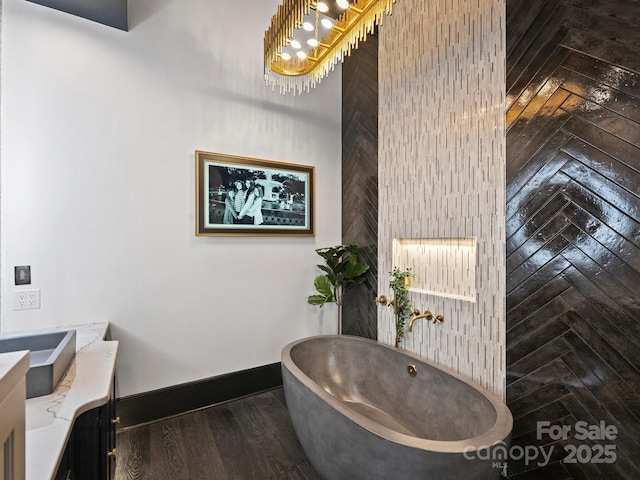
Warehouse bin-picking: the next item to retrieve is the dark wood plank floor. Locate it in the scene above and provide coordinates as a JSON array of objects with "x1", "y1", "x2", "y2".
[{"x1": 115, "y1": 388, "x2": 321, "y2": 480}]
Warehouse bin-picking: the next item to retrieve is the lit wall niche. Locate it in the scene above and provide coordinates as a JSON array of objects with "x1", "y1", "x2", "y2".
[{"x1": 392, "y1": 237, "x2": 477, "y2": 302}]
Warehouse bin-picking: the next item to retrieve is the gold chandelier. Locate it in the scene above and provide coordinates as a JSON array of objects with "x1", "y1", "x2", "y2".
[{"x1": 264, "y1": 0, "x2": 396, "y2": 94}]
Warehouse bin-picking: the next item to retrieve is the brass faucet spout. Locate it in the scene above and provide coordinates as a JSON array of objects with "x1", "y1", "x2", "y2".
[
  {"x1": 408, "y1": 311, "x2": 433, "y2": 332},
  {"x1": 408, "y1": 311, "x2": 444, "y2": 331}
]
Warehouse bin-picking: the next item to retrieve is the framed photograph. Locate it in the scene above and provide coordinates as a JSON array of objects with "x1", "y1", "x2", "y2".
[{"x1": 196, "y1": 151, "x2": 315, "y2": 236}]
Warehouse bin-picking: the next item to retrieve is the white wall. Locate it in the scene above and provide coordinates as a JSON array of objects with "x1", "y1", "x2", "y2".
[
  {"x1": 378, "y1": 0, "x2": 506, "y2": 398},
  {"x1": 0, "y1": 0, "x2": 342, "y2": 397}
]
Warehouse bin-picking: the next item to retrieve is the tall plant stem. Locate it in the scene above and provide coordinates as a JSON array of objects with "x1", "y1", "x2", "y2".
[{"x1": 337, "y1": 286, "x2": 343, "y2": 334}]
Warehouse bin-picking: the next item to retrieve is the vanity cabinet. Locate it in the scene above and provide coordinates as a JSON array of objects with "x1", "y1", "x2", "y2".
[
  {"x1": 0, "y1": 352, "x2": 29, "y2": 480},
  {"x1": 55, "y1": 378, "x2": 116, "y2": 480}
]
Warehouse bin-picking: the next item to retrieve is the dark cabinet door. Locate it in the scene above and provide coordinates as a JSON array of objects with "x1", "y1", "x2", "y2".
[
  {"x1": 105, "y1": 378, "x2": 117, "y2": 479},
  {"x1": 73, "y1": 406, "x2": 104, "y2": 480},
  {"x1": 55, "y1": 377, "x2": 117, "y2": 480}
]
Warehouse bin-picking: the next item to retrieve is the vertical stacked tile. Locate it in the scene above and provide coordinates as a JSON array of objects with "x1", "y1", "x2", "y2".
[{"x1": 378, "y1": 0, "x2": 506, "y2": 398}]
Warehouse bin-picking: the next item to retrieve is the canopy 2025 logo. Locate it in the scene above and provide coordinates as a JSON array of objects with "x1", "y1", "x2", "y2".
[{"x1": 463, "y1": 420, "x2": 618, "y2": 470}]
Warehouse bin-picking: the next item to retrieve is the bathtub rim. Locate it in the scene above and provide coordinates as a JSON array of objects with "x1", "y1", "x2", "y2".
[{"x1": 281, "y1": 334, "x2": 513, "y2": 454}]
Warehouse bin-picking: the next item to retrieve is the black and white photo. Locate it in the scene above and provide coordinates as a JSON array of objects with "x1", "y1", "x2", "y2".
[{"x1": 196, "y1": 151, "x2": 315, "y2": 236}]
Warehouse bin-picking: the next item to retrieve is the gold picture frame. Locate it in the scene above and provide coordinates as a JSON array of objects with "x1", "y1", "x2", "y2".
[{"x1": 195, "y1": 151, "x2": 315, "y2": 236}]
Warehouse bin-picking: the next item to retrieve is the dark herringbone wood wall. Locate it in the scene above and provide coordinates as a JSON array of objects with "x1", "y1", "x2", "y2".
[
  {"x1": 506, "y1": 1, "x2": 640, "y2": 479},
  {"x1": 341, "y1": 33, "x2": 378, "y2": 340}
]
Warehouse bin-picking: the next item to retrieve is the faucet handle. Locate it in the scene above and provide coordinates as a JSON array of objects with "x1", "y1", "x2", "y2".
[{"x1": 375, "y1": 295, "x2": 389, "y2": 306}]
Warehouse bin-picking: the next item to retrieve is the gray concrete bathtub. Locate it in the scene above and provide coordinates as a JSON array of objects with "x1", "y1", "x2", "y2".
[{"x1": 282, "y1": 335, "x2": 512, "y2": 480}]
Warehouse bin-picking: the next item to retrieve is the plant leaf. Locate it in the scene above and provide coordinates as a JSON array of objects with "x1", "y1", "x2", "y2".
[
  {"x1": 308, "y1": 295, "x2": 329, "y2": 306},
  {"x1": 310, "y1": 244, "x2": 369, "y2": 309},
  {"x1": 346, "y1": 262, "x2": 369, "y2": 278},
  {"x1": 317, "y1": 264, "x2": 333, "y2": 276},
  {"x1": 314, "y1": 275, "x2": 334, "y2": 300}
]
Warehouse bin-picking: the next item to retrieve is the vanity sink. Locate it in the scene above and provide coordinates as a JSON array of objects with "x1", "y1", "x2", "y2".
[{"x1": 0, "y1": 330, "x2": 76, "y2": 398}]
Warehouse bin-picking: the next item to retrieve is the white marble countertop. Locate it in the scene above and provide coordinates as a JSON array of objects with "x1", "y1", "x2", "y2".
[{"x1": 14, "y1": 322, "x2": 118, "y2": 480}]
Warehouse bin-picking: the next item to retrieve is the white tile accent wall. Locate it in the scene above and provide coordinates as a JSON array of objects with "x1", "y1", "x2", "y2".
[{"x1": 378, "y1": 0, "x2": 506, "y2": 398}]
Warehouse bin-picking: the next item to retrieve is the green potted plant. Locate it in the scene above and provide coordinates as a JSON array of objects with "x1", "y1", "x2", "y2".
[
  {"x1": 308, "y1": 244, "x2": 370, "y2": 334},
  {"x1": 389, "y1": 267, "x2": 412, "y2": 347}
]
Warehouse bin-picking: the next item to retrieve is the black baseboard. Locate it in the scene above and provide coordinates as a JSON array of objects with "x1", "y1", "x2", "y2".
[{"x1": 116, "y1": 362, "x2": 283, "y2": 429}]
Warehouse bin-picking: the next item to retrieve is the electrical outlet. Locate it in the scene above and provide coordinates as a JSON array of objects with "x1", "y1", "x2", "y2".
[
  {"x1": 26, "y1": 290, "x2": 41, "y2": 309},
  {"x1": 13, "y1": 289, "x2": 41, "y2": 310},
  {"x1": 14, "y1": 291, "x2": 27, "y2": 310}
]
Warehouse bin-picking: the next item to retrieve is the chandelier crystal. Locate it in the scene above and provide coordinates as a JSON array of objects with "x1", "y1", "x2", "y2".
[{"x1": 264, "y1": 0, "x2": 396, "y2": 94}]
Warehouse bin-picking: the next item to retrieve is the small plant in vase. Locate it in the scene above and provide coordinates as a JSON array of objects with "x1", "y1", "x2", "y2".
[
  {"x1": 390, "y1": 267, "x2": 412, "y2": 347},
  {"x1": 308, "y1": 244, "x2": 370, "y2": 334}
]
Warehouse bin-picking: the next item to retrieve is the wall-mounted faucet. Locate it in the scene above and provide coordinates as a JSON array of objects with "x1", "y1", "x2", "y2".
[{"x1": 408, "y1": 310, "x2": 444, "y2": 332}]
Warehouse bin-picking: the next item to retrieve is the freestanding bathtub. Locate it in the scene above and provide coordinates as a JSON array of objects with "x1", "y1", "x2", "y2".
[{"x1": 282, "y1": 335, "x2": 512, "y2": 480}]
